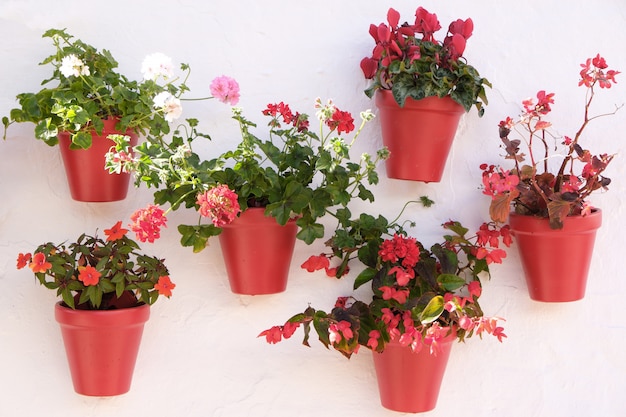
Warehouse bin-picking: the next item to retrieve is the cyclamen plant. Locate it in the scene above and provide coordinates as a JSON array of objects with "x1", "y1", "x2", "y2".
[
  {"x1": 481, "y1": 54, "x2": 620, "y2": 229},
  {"x1": 2, "y1": 28, "x2": 208, "y2": 149},
  {"x1": 260, "y1": 208, "x2": 509, "y2": 357},
  {"x1": 360, "y1": 7, "x2": 490, "y2": 113},
  {"x1": 107, "y1": 96, "x2": 387, "y2": 252},
  {"x1": 17, "y1": 213, "x2": 175, "y2": 310}
]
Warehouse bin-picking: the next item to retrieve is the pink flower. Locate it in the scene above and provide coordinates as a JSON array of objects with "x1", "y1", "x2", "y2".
[
  {"x1": 388, "y1": 266, "x2": 414, "y2": 286},
  {"x1": 130, "y1": 204, "x2": 167, "y2": 243},
  {"x1": 210, "y1": 75, "x2": 240, "y2": 105},
  {"x1": 301, "y1": 254, "x2": 330, "y2": 272},
  {"x1": 379, "y1": 286, "x2": 409, "y2": 304},
  {"x1": 328, "y1": 320, "x2": 353, "y2": 344},
  {"x1": 282, "y1": 322, "x2": 300, "y2": 339},
  {"x1": 258, "y1": 326, "x2": 283, "y2": 344},
  {"x1": 196, "y1": 185, "x2": 241, "y2": 227},
  {"x1": 367, "y1": 330, "x2": 381, "y2": 349}
]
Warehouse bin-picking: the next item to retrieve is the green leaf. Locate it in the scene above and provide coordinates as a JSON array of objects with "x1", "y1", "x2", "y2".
[
  {"x1": 71, "y1": 131, "x2": 93, "y2": 150},
  {"x1": 418, "y1": 295, "x2": 444, "y2": 324},
  {"x1": 437, "y1": 274, "x2": 467, "y2": 291},
  {"x1": 354, "y1": 268, "x2": 377, "y2": 290}
]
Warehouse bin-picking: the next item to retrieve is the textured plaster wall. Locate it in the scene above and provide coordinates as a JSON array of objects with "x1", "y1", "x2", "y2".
[{"x1": 1, "y1": 0, "x2": 625, "y2": 416}]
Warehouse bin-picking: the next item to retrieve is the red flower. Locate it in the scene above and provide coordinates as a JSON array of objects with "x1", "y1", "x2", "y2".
[
  {"x1": 281, "y1": 322, "x2": 300, "y2": 339},
  {"x1": 78, "y1": 265, "x2": 101, "y2": 286},
  {"x1": 326, "y1": 109, "x2": 355, "y2": 134},
  {"x1": 414, "y1": 7, "x2": 441, "y2": 41},
  {"x1": 154, "y1": 275, "x2": 176, "y2": 297},
  {"x1": 258, "y1": 326, "x2": 283, "y2": 344},
  {"x1": 17, "y1": 253, "x2": 32, "y2": 269},
  {"x1": 300, "y1": 254, "x2": 330, "y2": 272},
  {"x1": 130, "y1": 204, "x2": 167, "y2": 243},
  {"x1": 29, "y1": 252, "x2": 51, "y2": 273},
  {"x1": 104, "y1": 220, "x2": 128, "y2": 242}
]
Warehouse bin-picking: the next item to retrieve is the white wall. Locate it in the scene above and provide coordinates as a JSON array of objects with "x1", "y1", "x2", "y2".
[{"x1": 1, "y1": 0, "x2": 625, "y2": 416}]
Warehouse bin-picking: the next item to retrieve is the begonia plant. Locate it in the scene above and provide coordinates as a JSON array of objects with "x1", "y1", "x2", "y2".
[
  {"x1": 107, "y1": 95, "x2": 388, "y2": 252},
  {"x1": 260, "y1": 206, "x2": 509, "y2": 357},
  {"x1": 17, "y1": 212, "x2": 175, "y2": 310},
  {"x1": 481, "y1": 54, "x2": 620, "y2": 229},
  {"x1": 2, "y1": 28, "x2": 195, "y2": 149},
  {"x1": 360, "y1": 6, "x2": 490, "y2": 114}
]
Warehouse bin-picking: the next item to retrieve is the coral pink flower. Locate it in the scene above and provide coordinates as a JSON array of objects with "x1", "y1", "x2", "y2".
[
  {"x1": 17, "y1": 253, "x2": 32, "y2": 269},
  {"x1": 104, "y1": 220, "x2": 128, "y2": 242},
  {"x1": 29, "y1": 252, "x2": 51, "y2": 273},
  {"x1": 258, "y1": 326, "x2": 283, "y2": 344},
  {"x1": 130, "y1": 204, "x2": 167, "y2": 243},
  {"x1": 301, "y1": 254, "x2": 330, "y2": 272},
  {"x1": 281, "y1": 322, "x2": 300, "y2": 339},
  {"x1": 328, "y1": 320, "x2": 353, "y2": 344},
  {"x1": 78, "y1": 265, "x2": 101, "y2": 286},
  {"x1": 154, "y1": 276, "x2": 176, "y2": 297},
  {"x1": 367, "y1": 330, "x2": 381, "y2": 349},
  {"x1": 196, "y1": 184, "x2": 241, "y2": 227},
  {"x1": 379, "y1": 286, "x2": 409, "y2": 304}
]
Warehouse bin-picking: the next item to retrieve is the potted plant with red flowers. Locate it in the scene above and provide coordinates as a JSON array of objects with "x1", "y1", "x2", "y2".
[
  {"x1": 360, "y1": 7, "x2": 491, "y2": 182},
  {"x1": 16, "y1": 213, "x2": 175, "y2": 396},
  {"x1": 480, "y1": 54, "x2": 620, "y2": 302},
  {"x1": 260, "y1": 209, "x2": 509, "y2": 413},
  {"x1": 2, "y1": 28, "x2": 194, "y2": 201},
  {"x1": 107, "y1": 96, "x2": 388, "y2": 295}
]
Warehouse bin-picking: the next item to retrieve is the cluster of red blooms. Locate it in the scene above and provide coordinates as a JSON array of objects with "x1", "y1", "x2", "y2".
[
  {"x1": 360, "y1": 7, "x2": 474, "y2": 79},
  {"x1": 130, "y1": 204, "x2": 168, "y2": 243},
  {"x1": 262, "y1": 102, "x2": 309, "y2": 132}
]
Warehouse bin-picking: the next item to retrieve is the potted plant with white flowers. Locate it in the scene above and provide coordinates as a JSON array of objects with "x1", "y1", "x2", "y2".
[{"x1": 2, "y1": 28, "x2": 194, "y2": 201}]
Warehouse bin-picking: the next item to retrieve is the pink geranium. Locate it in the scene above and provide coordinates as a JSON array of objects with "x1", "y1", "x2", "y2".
[
  {"x1": 196, "y1": 184, "x2": 241, "y2": 227},
  {"x1": 210, "y1": 75, "x2": 240, "y2": 105},
  {"x1": 130, "y1": 204, "x2": 167, "y2": 243}
]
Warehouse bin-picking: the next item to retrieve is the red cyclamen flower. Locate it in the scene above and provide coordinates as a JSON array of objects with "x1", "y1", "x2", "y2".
[
  {"x1": 130, "y1": 204, "x2": 167, "y2": 243},
  {"x1": 196, "y1": 184, "x2": 241, "y2": 227}
]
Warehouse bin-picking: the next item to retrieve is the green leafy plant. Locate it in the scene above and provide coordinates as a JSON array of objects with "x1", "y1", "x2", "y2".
[
  {"x1": 2, "y1": 28, "x2": 194, "y2": 149},
  {"x1": 360, "y1": 7, "x2": 490, "y2": 114},
  {"x1": 17, "y1": 219, "x2": 174, "y2": 310},
  {"x1": 107, "y1": 97, "x2": 388, "y2": 252},
  {"x1": 260, "y1": 210, "x2": 509, "y2": 357},
  {"x1": 481, "y1": 54, "x2": 620, "y2": 229}
]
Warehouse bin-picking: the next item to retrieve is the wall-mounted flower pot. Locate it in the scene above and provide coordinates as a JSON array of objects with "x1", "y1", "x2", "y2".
[
  {"x1": 218, "y1": 208, "x2": 298, "y2": 295},
  {"x1": 509, "y1": 210, "x2": 602, "y2": 302},
  {"x1": 57, "y1": 118, "x2": 138, "y2": 202},
  {"x1": 375, "y1": 90, "x2": 465, "y2": 183},
  {"x1": 54, "y1": 302, "x2": 150, "y2": 396},
  {"x1": 372, "y1": 336, "x2": 455, "y2": 413}
]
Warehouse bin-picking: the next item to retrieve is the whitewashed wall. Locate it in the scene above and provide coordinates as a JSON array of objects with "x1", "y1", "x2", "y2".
[{"x1": 1, "y1": 1, "x2": 625, "y2": 416}]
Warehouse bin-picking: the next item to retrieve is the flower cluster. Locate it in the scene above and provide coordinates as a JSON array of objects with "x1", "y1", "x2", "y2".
[
  {"x1": 196, "y1": 184, "x2": 241, "y2": 227},
  {"x1": 17, "y1": 219, "x2": 174, "y2": 310},
  {"x1": 482, "y1": 55, "x2": 619, "y2": 229},
  {"x1": 261, "y1": 220, "x2": 507, "y2": 358},
  {"x1": 360, "y1": 7, "x2": 490, "y2": 113}
]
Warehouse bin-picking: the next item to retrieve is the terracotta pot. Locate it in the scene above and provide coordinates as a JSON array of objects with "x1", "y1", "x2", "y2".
[
  {"x1": 57, "y1": 118, "x2": 138, "y2": 202},
  {"x1": 372, "y1": 336, "x2": 455, "y2": 413},
  {"x1": 218, "y1": 208, "x2": 298, "y2": 295},
  {"x1": 375, "y1": 90, "x2": 465, "y2": 182},
  {"x1": 509, "y1": 210, "x2": 602, "y2": 302},
  {"x1": 54, "y1": 302, "x2": 150, "y2": 396}
]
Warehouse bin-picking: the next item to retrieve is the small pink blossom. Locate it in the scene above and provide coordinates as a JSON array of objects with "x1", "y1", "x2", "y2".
[
  {"x1": 210, "y1": 75, "x2": 240, "y2": 105},
  {"x1": 328, "y1": 320, "x2": 353, "y2": 344},
  {"x1": 130, "y1": 204, "x2": 167, "y2": 243},
  {"x1": 258, "y1": 326, "x2": 283, "y2": 344},
  {"x1": 196, "y1": 184, "x2": 241, "y2": 227},
  {"x1": 367, "y1": 330, "x2": 381, "y2": 349}
]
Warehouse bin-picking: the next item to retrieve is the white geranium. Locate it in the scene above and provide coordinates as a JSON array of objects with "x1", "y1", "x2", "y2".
[
  {"x1": 141, "y1": 53, "x2": 174, "y2": 81},
  {"x1": 153, "y1": 91, "x2": 182, "y2": 122},
  {"x1": 59, "y1": 54, "x2": 90, "y2": 77}
]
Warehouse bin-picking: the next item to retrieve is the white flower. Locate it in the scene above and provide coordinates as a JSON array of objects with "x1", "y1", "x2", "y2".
[
  {"x1": 360, "y1": 109, "x2": 375, "y2": 122},
  {"x1": 153, "y1": 92, "x2": 182, "y2": 122},
  {"x1": 59, "y1": 54, "x2": 90, "y2": 77},
  {"x1": 141, "y1": 53, "x2": 174, "y2": 81}
]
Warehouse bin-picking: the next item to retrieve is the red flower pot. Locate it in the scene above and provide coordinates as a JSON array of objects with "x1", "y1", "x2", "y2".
[
  {"x1": 57, "y1": 118, "x2": 138, "y2": 202},
  {"x1": 375, "y1": 90, "x2": 465, "y2": 183},
  {"x1": 509, "y1": 210, "x2": 602, "y2": 302},
  {"x1": 54, "y1": 302, "x2": 150, "y2": 396},
  {"x1": 372, "y1": 336, "x2": 455, "y2": 413},
  {"x1": 218, "y1": 208, "x2": 298, "y2": 295}
]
